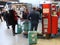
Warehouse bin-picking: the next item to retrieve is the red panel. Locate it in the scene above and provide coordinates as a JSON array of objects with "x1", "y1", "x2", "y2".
[
  {"x1": 43, "y1": 4, "x2": 51, "y2": 8},
  {"x1": 52, "y1": 16, "x2": 58, "y2": 34}
]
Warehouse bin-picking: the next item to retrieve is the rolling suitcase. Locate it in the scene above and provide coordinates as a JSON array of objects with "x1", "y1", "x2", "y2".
[
  {"x1": 17, "y1": 24, "x2": 22, "y2": 34},
  {"x1": 16, "y1": 18, "x2": 22, "y2": 34},
  {"x1": 23, "y1": 20, "x2": 31, "y2": 35},
  {"x1": 23, "y1": 20, "x2": 31, "y2": 32},
  {"x1": 28, "y1": 31, "x2": 37, "y2": 45}
]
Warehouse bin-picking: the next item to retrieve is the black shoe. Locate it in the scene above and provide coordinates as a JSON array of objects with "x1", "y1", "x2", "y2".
[
  {"x1": 13, "y1": 33, "x2": 15, "y2": 36},
  {"x1": 8, "y1": 27, "x2": 10, "y2": 29}
]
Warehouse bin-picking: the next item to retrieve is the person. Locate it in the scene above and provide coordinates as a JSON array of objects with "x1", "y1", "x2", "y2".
[
  {"x1": 5, "y1": 11, "x2": 10, "y2": 29},
  {"x1": 28, "y1": 7, "x2": 40, "y2": 31},
  {"x1": 22, "y1": 8, "x2": 29, "y2": 19},
  {"x1": 9, "y1": 9, "x2": 19, "y2": 36},
  {"x1": 2, "y1": 9, "x2": 10, "y2": 29},
  {"x1": 37, "y1": 8, "x2": 42, "y2": 20}
]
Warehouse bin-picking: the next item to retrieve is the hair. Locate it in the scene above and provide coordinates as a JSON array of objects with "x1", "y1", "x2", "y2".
[{"x1": 32, "y1": 7, "x2": 36, "y2": 10}]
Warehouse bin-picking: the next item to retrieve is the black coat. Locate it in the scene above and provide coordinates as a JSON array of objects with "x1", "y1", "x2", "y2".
[
  {"x1": 22, "y1": 11, "x2": 28, "y2": 19},
  {"x1": 28, "y1": 10, "x2": 40, "y2": 23},
  {"x1": 9, "y1": 10, "x2": 17, "y2": 25}
]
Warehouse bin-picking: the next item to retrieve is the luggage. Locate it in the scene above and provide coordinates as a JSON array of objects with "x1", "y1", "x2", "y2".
[
  {"x1": 28, "y1": 31, "x2": 37, "y2": 45},
  {"x1": 23, "y1": 20, "x2": 31, "y2": 32},
  {"x1": 16, "y1": 18, "x2": 22, "y2": 34},
  {"x1": 17, "y1": 24, "x2": 22, "y2": 34},
  {"x1": 23, "y1": 20, "x2": 31, "y2": 38}
]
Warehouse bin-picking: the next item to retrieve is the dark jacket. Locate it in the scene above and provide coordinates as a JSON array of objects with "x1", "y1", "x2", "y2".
[
  {"x1": 28, "y1": 10, "x2": 40, "y2": 23},
  {"x1": 9, "y1": 10, "x2": 18, "y2": 25},
  {"x1": 22, "y1": 11, "x2": 29, "y2": 19},
  {"x1": 37, "y1": 8, "x2": 42, "y2": 20},
  {"x1": 2, "y1": 12, "x2": 7, "y2": 21}
]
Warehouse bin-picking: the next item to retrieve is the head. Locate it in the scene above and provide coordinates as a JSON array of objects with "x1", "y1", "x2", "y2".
[
  {"x1": 32, "y1": 7, "x2": 36, "y2": 11},
  {"x1": 24, "y1": 8, "x2": 29, "y2": 14},
  {"x1": 24, "y1": 8, "x2": 28, "y2": 12}
]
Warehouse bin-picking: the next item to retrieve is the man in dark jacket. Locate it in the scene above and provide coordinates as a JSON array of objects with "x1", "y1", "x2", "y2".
[{"x1": 28, "y1": 7, "x2": 40, "y2": 31}]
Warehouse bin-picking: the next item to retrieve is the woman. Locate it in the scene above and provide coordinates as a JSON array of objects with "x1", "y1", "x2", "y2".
[
  {"x1": 9, "y1": 9, "x2": 19, "y2": 36},
  {"x1": 22, "y1": 8, "x2": 29, "y2": 19}
]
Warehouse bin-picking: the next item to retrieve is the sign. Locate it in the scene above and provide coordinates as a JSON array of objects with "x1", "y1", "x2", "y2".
[
  {"x1": 44, "y1": 19, "x2": 48, "y2": 28},
  {"x1": 43, "y1": 8, "x2": 49, "y2": 13}
]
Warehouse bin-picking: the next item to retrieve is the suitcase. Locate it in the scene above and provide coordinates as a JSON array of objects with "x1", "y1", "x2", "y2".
[
  {"x1": 23, "y1": 20, "x2": 31, "y2": 32},
  {"x1": 17, "y1": 24, "x2": 22, "y2": 34},
  {"x1": 28, "y1": 31, "x2": 37, "y2": 45}
]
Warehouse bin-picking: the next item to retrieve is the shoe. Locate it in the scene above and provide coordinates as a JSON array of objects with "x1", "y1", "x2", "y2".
[
  {"x1": 13, "y1": 33, "x2": 15, "y2": 36},
  {"x1": 8, "y1": 27, "x2": 10, "y2": 29}
]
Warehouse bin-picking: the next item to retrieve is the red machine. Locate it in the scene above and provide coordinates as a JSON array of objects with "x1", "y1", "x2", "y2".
[
  {"x1": 51, "y1": 4, "x2": 58, "y2": 35},
  {"x1": 42, "y1": 3, "x2": 58, "y2": 38},
  {"x1": 42, "y1": 4, "x2": 51, "y2": 37}
]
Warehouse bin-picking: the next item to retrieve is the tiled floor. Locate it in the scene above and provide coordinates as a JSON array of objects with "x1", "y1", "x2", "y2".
[
  {"x1": 0, "y1": 21, "x2": 28, "y2": 45},
  {"x1": 37, "y1": 37, "x2": 60, "y2": 45},
  {"x1": 0, "y1": 20, "x2": 60, "y2": 45}
]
